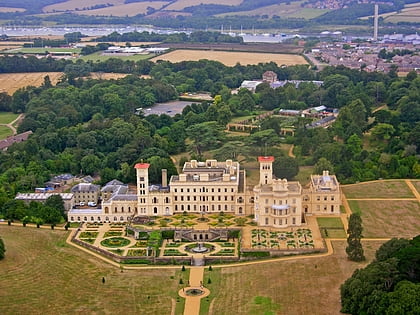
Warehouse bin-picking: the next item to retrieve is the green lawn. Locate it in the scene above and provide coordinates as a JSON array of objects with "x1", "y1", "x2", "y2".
[
  {"x1": 0, "y1": 112, "x2": 19, "y2": 124},
  {"x1": 4, "y1": 47, "x2": 82, "y2": 54},
  {"x1": 316, "y1": 217, "x2": 344, "y2": 229},
  {"x1": 317, "y1": 217, "x2": 346, "y2": 238},
  {"x1": 79, "y1": 51, "x2": 152, "y2": 62},
  {"x1": 0, "y1": 126, "x2": 12, "y2": 139}
]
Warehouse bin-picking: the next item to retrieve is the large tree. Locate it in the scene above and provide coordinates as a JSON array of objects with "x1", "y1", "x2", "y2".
[
  {"x1": 346, "y1": 213, "x2": 365, "y2": 262},
  {"x1": 272, "y1": 156, "x2": 299, "y2": 180}
]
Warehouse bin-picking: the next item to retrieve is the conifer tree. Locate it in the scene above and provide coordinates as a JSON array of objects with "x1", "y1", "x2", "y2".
[{"x1": 346, "y1": 213, "x2": 365, "y2": 261}]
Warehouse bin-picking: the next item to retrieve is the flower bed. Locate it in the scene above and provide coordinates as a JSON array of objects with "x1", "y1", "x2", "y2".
[
  {"x1": 101, "y1": 237, "x2": 130, "y2": 248},
  {"x1": 131, "y1": 240, "x2": 148, "y2": 248},
  {"x1": 163, "y1": 249, "x2": 188, "y2": 256},
  {"x1": 104, "y1": 231, "x2": 123, "y2": 237},
  {"x1": 79, "y1": 231, "x2": 99, "y2": 239},
  {"x1": 127, "y1": 249, "x2": 147, "y2": 256}
]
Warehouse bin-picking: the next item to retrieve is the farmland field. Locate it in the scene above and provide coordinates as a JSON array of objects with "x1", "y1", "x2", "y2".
[
  {"x1": 151, "y1": 49, "x2": 307, "y2": 66},
  {"x1": 43, "y1": 0, "x2": 126, "y2": 13},
  {"x1": 77, "y1": 1, "x2": 169, "y2": 17},
  {"x1": 0, "y1": 7, "x2": 25, "y2": 12},
  {"x1": 0, "y1": 72, "x2": 63, "y2": 94},
  {"x1": 218, "y1": 1, "x2": 328, "y2": 19},
  {"x1": 165, "y1": 0, "x2": 241, "y2": 11}
]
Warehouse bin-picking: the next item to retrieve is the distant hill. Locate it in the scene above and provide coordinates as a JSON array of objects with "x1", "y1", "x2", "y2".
[{"x1": 1, "y1": 0, "x2": 419, "y2": 27}]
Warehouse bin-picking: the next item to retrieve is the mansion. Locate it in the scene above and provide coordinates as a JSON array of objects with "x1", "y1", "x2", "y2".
[{"x1": 66, "y1": 156, "x2": 342, "y2": 228}]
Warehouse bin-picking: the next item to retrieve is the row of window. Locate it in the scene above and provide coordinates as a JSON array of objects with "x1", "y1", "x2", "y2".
[
  {"x1": 264, "y1": 207, "x2": 297, "y2": 215},
  {"x1": 104, "y1": 206, "x2": 137, "y2": 214},
  {"x1": 264, "y1": 217, "x2": 296, "y2": 225},
  {"x1": 173, "y1": 187, "x2": 235, "y2": 193},
  {"x1": 265, "y1": 198, "x2": 297, "y2": 205},
  {"x1": 71, "y1": 216, "x2": 125, "y2": 222}
]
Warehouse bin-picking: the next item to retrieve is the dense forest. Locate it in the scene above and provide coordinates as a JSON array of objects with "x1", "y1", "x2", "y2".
[
  {"x1": 0, "y1": 56, "x2": 419, "y2": 223},
  {"x1": 341, "y1": 235, "x2": 420, "y2": 314}
]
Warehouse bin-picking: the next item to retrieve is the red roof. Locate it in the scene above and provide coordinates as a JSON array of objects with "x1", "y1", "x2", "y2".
[
  {"x1": 134, "y1": 163, "x2": 150, "y2": 169},
  {"x1": 258, "y1": 156, "x2": 275, "y2": 163}
]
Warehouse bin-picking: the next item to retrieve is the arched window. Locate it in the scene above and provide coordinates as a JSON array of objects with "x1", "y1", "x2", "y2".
[
  {"x1": 105, "y1": 207, "x2": 109, "y2": 214},
  {"x1": 238, "y1": 207, "x2": 243, "y2": 214},
  {"x1": 105, "y1": 217, "x2": 109, "y2": 222},
  {"x1": 128, "y1": 207, "x2": 131, "y2": 213},
  {"x1": 84, "y1": 217, "x2": 87, "y2": 222},
  {"x1": 70, "y1": 217, "x2": 74, "y2": 221},
  {"x1": 121, "y1": 207, "x2": 124, "y2": 213},
  {"x1": 120, "y1": 216, "x2": 124, "y2": 221},
  {"x1": 91, "y1": 216, "x2": 94, "y2": 221},
  {"x1": 114, "y1": 216, "x2": 117, "y2": 221},
  {"x1": 97, "y1": 216, "x2": 101, "y2": 222},
  {"x1": 77, "y1": 216, "x2": 80, "y2": 221},
  {"x1": 153, "y1": 207, "x2": 158, "y2": 214},
  {"x1": 265, "y1": 218, "x2": 269, "y2": 225}
]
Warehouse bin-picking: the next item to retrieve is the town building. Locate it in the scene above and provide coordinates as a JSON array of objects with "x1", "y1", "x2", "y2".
[
  {"x1": 71, "y1": 183, "x2": 100, "y2": 205},
  {"x1": 67, "y1": 157, "x2": 341, "y2": 227}
]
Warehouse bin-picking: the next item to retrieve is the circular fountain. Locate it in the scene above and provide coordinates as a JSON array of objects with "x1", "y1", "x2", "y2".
[
  {"x1": 191, "y1": 243, "x2": 209, "y2": 253},
  {"x1": 185, "y1": 288, "x2": 205, "y2": 296}
]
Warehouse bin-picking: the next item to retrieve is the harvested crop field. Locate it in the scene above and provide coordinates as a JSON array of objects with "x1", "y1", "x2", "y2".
[
  {"x1": 0, "y1": 72, "x2": 63, "y2": 94},
  {"x1": 43, "y1": 0, "x2": 125, "y2": 13},
  {"x1": 151, "y1": 49, "x2": 307, "y2": 66},
  {"x1": 0, "y1": 7, "x2": 25, "y2": 12},
  {"x1": 77, "y1": 1, "x2": 169, "y2": 16}
]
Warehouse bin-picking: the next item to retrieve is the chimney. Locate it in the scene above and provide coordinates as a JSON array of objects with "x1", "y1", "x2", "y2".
[
  {"x1": 162, "y1": 169, "x2": 167, "y2": 187},
  {"x1": 374, "y1": 4, "x2": 379, "y2": 41}
]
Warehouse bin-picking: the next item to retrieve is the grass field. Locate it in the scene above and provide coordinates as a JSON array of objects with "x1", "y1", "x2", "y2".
[
  {"x1": 317, "y1": 217, "x2": 346, "y2": 238},
  {"x1": 4, "y1": 47, "x2": 81, "y2": 54},
  {"x1": 218, "y1": 1, "x2": 328, "y2": 19},
  {"x1": 151, "y1": 50, "x2": 307, "y2": 66},
  {"x1": 207, "y1": 240, "x2": 383, "y2": 315},
  {"x1": 0, "y1": 72, "x2": 63, "y2": 95},
  {"x1": 0, "y1": 226, "x2": 188, "y2": 315},
  {"x1": 0, "y1": 125, "x2": 12, "y2": 139},
  {"x1": 360, "y1": 2, "x2": 420, "y2": 23},
  {"x1": 347, "y1": 199, "x2": 420, "y2": 238},
  {"x1": 342, "y1": 180, "x2": 415, "y2": 199},
  {"x1": 165, "y1": 0, "x2": 241, "y2": 11},
  {"x1": 0, "y1": 112, "x2": 19, "y2": 124},
  {"x1": 79, "y1": 51, "x2": 152, "y2": 62}
]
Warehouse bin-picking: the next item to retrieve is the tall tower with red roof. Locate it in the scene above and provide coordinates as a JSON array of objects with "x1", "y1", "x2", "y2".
[{"x1": 135, "y1": 163, "x2": 150, "y2": 197}]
